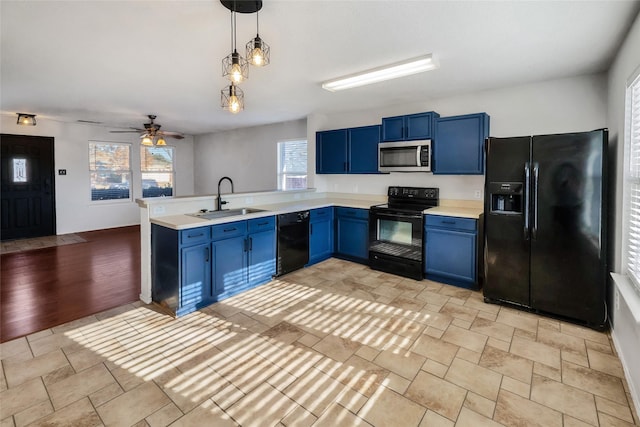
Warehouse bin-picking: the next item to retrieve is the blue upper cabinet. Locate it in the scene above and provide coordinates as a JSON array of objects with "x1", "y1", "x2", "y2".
[
  {"x1": 348, "y1": 125, "x2": 380, "y2": 173},
  {"x1": 316, "y1": 125, "x2": 380, "y2": 174},
  {"x1": 433, "y1": 113, "x2": 490, "y2": 175},
  {"x1": 381, "y1": 111, "x2": 440, "y2": 141},
  {"x1": 316, "y1": 129, "x2": 348, "y2": 173}
]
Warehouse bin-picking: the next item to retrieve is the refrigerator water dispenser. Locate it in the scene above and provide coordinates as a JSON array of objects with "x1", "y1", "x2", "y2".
[{"x1": 489, "y1": 182, "x2": 523, "y2": 214}]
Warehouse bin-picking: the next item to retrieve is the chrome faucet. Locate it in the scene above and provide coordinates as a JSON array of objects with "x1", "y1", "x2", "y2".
[{"x1": 217, "y1": 176, "x2": 234, "y2": 211}]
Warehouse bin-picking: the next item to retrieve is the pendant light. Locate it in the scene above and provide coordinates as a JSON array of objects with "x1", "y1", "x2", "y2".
[
  {"x1": 221, "y1": 83, "x2": 244, "y2": 114},
  {"x1": 246, "y1": 10, "x2": 270, "y2": 67},
  {"x1": 222, "y1": 8, "x2": 248, "y2": 84}
]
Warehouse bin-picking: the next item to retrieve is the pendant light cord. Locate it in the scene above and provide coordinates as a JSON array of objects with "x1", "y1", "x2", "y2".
[{"x1": 256, "y1": 10, "x2": 260, "y2": 35}]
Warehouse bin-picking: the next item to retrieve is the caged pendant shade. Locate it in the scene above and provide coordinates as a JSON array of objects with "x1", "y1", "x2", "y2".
[
  {"x1": 246, "y1": 10, "x2": 270, "y2": 67},
  {"x1": 222, "y1": 10, "x2": 248, "y2": 84},
  {"x1": 221, "y1": 83, "x2": 244, "y2": 114}
]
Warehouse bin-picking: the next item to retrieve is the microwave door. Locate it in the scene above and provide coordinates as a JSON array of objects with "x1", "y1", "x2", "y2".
[{"x1": 379, "y1": 143, "x2": 431, "y2": 172}]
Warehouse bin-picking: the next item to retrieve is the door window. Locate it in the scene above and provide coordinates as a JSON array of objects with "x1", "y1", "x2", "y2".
[{"x1": 12, "y1": 158, "x2": 27, "y2": 182}]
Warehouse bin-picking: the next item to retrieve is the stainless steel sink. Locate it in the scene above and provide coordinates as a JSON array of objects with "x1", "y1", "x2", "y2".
[{"x1": 187, "y1": 208, "x2": 267, "y2": 220}]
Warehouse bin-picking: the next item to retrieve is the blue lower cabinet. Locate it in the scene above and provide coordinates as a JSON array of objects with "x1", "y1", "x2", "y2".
[
  {"x1": 424, "y1": 216, "x2": 478, "y2": 289},
  {"x1": 308, "y1": 207, "x2": 334, "y2": 265},
  {"x1": 213, "y1": 217, "x2": 276, "y2": 299},
  {"x1": 213, "y1": 235, "x2": 248, "y2": 300},
  {"x1": 151, "y1": 216, "x2": 276, "y2": 317},
  {"x1": 248, "y1": 228, "x2": 277, "y2": 286},
  {"x1": 335, "y1": 207, "x2": 369, "y2": 263},
  {"x1": 180, "y1": 243, "x2": 212, "y2": 308},
  {"x1": 152, "y1": 224, "x2": 214, "y2": 316}
]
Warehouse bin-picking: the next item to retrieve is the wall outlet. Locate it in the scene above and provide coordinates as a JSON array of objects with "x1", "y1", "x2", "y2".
[
  {"x1": 152, "y1": 205, "x2": 166, "y2": 215},
  {"x1": 244, "y1": 197, "x2": 254, "y2": 205},
  {"x1": 474, "y1": 190, "x2": 482, "y2": 199}
]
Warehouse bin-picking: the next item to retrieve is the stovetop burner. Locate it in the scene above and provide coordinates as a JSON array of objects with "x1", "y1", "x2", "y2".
[{"x1": 371, "y1": 186, "x2": 439, "y2": 212}]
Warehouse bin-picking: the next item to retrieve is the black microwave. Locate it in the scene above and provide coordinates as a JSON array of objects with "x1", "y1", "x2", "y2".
[{"x1": 378, "y1": 140, "x2": 431, "y2": 172}]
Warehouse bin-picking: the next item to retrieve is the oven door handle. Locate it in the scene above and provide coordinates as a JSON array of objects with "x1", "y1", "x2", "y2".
[{"x1": 371, "y1": 211, "x2": 422, "y2": 220}]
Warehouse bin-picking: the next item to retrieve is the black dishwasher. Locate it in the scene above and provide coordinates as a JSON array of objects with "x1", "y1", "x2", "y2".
[{"x1": 276, "y1": 211, "x2": 310, "y2": 276}]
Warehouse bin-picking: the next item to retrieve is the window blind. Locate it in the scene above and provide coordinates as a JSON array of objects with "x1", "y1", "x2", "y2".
[
  {"x1": 625, "y1": 73, "x2": 640, "y2": 291},
  {"x1": 277, "y1": 140, "x2": 307, "y2": 190}
]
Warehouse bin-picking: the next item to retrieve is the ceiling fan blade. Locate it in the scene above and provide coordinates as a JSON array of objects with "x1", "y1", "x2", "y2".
[
  {"x1": 110, "y1": 130, "x2": 143, "y2": 133},
  {"x1": 162, "y1": 131, "x2": 185, "y2": 139}
]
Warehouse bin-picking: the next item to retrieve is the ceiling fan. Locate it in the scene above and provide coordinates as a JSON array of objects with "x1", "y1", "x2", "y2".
[{"x1": 110, "y1": 115, "x2": 184, "y2": 146}]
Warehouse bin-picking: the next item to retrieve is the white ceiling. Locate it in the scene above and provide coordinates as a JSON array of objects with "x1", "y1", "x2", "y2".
[{"x1": 1, "y1": 1, "x2": 638, "y2": 135}]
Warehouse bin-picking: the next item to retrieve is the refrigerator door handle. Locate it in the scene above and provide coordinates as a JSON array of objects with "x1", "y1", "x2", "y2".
[
  {"x1": 524, "y1": 162, "x2": 531, "y2": 240},
  {"x1": 532, "y1": 162, "x2": 539, "y2": 240}
]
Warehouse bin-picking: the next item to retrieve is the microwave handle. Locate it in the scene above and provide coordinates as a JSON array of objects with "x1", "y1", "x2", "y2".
[{"x1": 416, "y1": 146, "x2": 421, "y2": 166}]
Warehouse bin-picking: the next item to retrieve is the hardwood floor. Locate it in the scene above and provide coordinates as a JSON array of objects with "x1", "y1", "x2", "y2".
[{"x1": 0, "y1": 226, "x2": 140, "y2": 343}]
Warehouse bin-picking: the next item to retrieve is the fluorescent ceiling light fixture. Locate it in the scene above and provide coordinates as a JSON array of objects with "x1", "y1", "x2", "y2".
[{"x1": 322, "y1": 54, "x2": 439, "y2": 92}]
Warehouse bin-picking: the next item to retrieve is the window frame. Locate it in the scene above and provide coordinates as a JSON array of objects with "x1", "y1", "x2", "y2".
[
  {"x1": 140, "y1": 145, "x2": 176, "y2": 198},
  {"x1": 88, "y1": 141, "x2": 132, "y2": 203},
  {"x1": 277, "y1": 139, "x2": 308, "y2": 191},
  {"x1": 622, "y1": 68, "x2": 640, "y2": 293}
]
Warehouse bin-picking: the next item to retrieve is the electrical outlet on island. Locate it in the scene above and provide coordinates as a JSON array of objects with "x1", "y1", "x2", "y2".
[{"x1": 474, "y1": 190, "x2": 482, "y2": 199}]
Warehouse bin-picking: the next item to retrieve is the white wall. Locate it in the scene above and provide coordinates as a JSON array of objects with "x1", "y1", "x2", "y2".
[
  {"x1": 193, "y1": 119, "x2": 307, "y2": 195},
  {"x1": 309, "y1": 73, "x2": 608, "y2": 200},
  {"x1": 0, "y1": 116, "x2": 194, "y2": 234},
  {"x1": 606, "y1": 11, "x2": 640, "y2": 416}
]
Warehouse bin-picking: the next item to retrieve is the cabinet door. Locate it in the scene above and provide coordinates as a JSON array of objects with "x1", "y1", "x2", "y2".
[
  {"x1": 180, "y1": 243, "x2": 211, "y2": 308},
  {"x1": 348, "y1": 125, "x2": 380, "y2": 174},
  {"x1": 316, "y1": 129, "x2": 348, "y2": 173},
  {"x1": 309, "y1": 218, "x2": 333, "y2": 265},
  {"x1": 381, "y1": 116, "x2": 405, "y2": 141},
  {"x1": 425, "y1": 228, "x2": 476, "y2": 283},
  {"x1": 434, "y1": 113, "x2": 489, "y2": 174},
  {"x1": 213, "y1": 235, "x2": 247, "y2": 300},
  {"x1": 406, "y1": 112, "x2": 435, "y2": 140},
  {"x1": 336, "y1": 217, "x2": 369, "y2": 260},
  {"x1": 248, "y1": 229, "x2": 276, "y2": 286}
]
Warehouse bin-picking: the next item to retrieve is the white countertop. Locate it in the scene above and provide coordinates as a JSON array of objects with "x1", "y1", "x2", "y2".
[
  {"x1": 425, "y1": 206, "x2": 484, "y2": 219},
  {"x1": 151, "y1": 197, "x2": 483, "y2": 230},
  {"x1": 150, "y1": 198, "x2": 379, "y2": 230}
]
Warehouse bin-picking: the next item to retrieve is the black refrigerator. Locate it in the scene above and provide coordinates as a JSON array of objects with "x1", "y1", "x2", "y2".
[{"x1": 483, "y1": 129, "x2": 607, "y2": 329}]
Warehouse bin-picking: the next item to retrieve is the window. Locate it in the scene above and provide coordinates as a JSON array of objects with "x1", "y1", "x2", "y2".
[
  {"x1": 89, "y1": 142, "x2": 131, "y2": 201},
  {"x1": 623, "y1": 72, "x2": 640, "y2": 292},
  {"x1": 277, "y1": 140, "x2": 307, "y2": 190},
  {"x1": 141, "y1": 146, "x2": 175, "y2": 198}
]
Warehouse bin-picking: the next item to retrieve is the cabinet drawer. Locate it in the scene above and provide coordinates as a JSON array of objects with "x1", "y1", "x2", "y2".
[
  {"x1": 425, "y1": 215, "x2": 476, "y2": 232},
  {"x1": 180, "y1": 227, "x2": 210, "y2": 246},
  {"x1": 212, "y1": 220, "x2": 247, "y2": 240},
  {"x1": 311, "y1": 207, "x2": 333, "y2": 221},
  {"x1": 336, "y1": 207, "x2": 369, "y2": 220},
  {"x1": 248, "y1": 216, "x2": 275, "y2": 233}
]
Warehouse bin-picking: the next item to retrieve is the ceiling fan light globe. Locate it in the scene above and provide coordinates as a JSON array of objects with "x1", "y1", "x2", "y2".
[
  {"x1": 156, "y1": 137, "x2": 167, "y2": 146},
  {"x1": 141, "y1": 136, "x2": 154, "y2": 146}
]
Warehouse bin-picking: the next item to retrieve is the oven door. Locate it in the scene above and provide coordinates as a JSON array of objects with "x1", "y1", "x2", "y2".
[{"x1": 368, "y1": 209, "x2": 423, "y2": 262}]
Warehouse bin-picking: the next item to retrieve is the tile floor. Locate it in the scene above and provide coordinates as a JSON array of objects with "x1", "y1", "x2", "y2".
[
  {"x1": 0, "y1": 258, "x2": 638, "y2": 427},
  {"x1": 0, "y1": 234, "x2": 86, "y2": 254}
]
